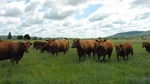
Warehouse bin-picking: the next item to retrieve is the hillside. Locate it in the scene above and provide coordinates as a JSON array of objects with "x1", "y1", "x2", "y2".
[{"x1": 107, "y1": 30, "x2": 150, "y2": 39}]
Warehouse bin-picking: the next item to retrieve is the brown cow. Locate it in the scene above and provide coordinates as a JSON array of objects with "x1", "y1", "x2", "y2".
[
  {"x1": 95, "y1": 39, "x2": 113, "y2": 62},
  {"x1": 46, "y1": 39, "x2": 69, "y2": 55},
  {"x1": 40, "y1": 42, "x2": 50, "y2": 53},
  {"x1": 33, "y1": 41, "x2": 47, "y2": 50},
  {"x1": 142, "y1": 42, "x2": 150, "y2": 53},
  {"x1": 0, "y1": 41, "x2": 29, "y2": 64},
  {"x1": 71, "y1": 38, "x2": 97, "y2": 62},
  {"x1": 115, "y1": 43, "x2": 133, "y2": 61}
]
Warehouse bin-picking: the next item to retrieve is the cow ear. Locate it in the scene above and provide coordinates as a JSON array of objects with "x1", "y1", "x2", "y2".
[
  {"x1": 95, "y1": 39, "x2": 99, "y2": 42},
  {"x1": 120, "y1": 44, "x2": 123, "y2": 47},
  {"x1": 103, "y1": 39, "x2": 107, "y2": 42},
  {"x1": 19, "y1": 42, "x2": 24, "y2": 45},
  {"x1": 19, "y1": 42, "x2": 25, "y2": 50},
  {"x1": 46, "y1": 40, "x2": 48, "y2": 41},
  {"x1": 76, "y1": 38, "x2": 79, "y2": 42}
]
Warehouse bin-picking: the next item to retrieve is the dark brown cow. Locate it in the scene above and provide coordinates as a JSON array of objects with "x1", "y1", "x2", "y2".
[
  {"x1": 115, "y1": 43, "x2": 133, "y2": 61},
  {"x1": 40, "y1": 42, "x2": 50, "y2": 53},
  {"x1": 46, "y1": 39, "x2": 69, "y2": 55},
  {"x1": 95, "y1": 39, "x2": 113, "y2": 62},
  {"x1": 71, "y1": 38, "x2": 97, "y2": 62},
  {"x1": 142, "y1": 42, "x2": 150, "y2": 53},
  {"x1": 0, "y1": 41, "x2": 29, "y2": 64},
  {"x1": 33, "y1": 41, "x2": 47, "y2": 50}
]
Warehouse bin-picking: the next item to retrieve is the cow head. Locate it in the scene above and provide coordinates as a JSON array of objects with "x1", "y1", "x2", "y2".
[
  {"x1": 95, "y1": 39, "x2": 105, "y2": 47},
  {"x1": 19, "y1": 42, "x2": 29, "y2": 53},
  {"x1": 115, "y1": 44, "x2": 122, "y2": 54},
  {"x1": 142, "y1": 42, "x2": 147, "y2": 48},
  {"x1": 41, "y1": 43, "x2": 50, "y2": 53},
  {"x1": 24, "y1": 41, "x2": 32, "y2": 48},
  {"x1": 95, "y1": 39, "x2": 106, "y2": 43},
  {"x1": 46, "y1": 39, "x2": 54, "y2": 47},
  {"x1": 115, "y1": 43, "x2": 125, "y2": 54},
  {"x1": 71, "y1": 38, "x2": 80, "y2": 48}
]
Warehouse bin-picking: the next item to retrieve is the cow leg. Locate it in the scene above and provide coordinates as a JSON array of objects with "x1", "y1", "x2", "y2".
[
  {"x1": 77, "y1": 52, "x2": 82, "y2": 63},
  {"x1": 126, "y1": 54, "x2": 128, "y2": 60},
  {"x1": 123, "y1": 55, "x2": 125, "y2": 61},
  {"x1": 11, "y1": 59, "x2": 15, "y2": 65},
  {"x1": 108, "y1": 53, "x2": 111, "y2": 60},
  {"x1": 93, "y1": 51, "x2": 95, "y2": 58},
  {"x1": 117, "y1": 55, "x2": 120, "y2": 61},
  {"x1": 56, "y1": 52, "x2": 58, "y2": 56},
  {"x1": 16, "y1": 60, "x2": 19, "y2": 64},
  {"x1": 63, "y1": 50, "x2": 66, "y2": 54},
  {"x1": 83, "y1": 53, "x2": 86, "y2": 60},
  {"x1": 78, "y1": 55, "x2": 82, "y2": 63},
  {"x1": 52, "y1": 52, "x2": 54, "y2": 56},
  {"x1": 98, "y1": 56, "x2": 100, "y2": 62},
  {"x1": 87, "y1": 53, "x2": 90, "y2": 58},
  {"x1": 103, "y1": 55, "x2": 106, "y2": 62},
  {"x1": 131, "y1": 51, "x2": 133, "y2": 58}
]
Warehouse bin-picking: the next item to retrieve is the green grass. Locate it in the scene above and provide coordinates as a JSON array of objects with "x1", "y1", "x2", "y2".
[{"x1": 0, "y1": 40, "x2": 150, "y2": 84}]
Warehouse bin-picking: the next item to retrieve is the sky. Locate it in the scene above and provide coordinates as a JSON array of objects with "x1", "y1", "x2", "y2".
[{"x1": 0, "y1": 0, "x2": 150, "y2": 38}]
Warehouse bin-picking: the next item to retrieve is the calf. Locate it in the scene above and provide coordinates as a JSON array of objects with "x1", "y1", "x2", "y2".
[{"x1": 115, "y1": 43, "x2": 133, "y2": 61}]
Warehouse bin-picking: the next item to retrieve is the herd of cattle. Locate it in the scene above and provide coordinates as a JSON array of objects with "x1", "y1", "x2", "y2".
[{"x1": 0, "y1": 39, "x2": 150, "y2": 64}]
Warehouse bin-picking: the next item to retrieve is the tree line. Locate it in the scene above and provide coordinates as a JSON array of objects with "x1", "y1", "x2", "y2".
[{"x1": 1, "y1": 32, "x2": 42, "y2": 40}]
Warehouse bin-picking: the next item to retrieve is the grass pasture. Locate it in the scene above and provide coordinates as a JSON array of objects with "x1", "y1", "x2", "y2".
[{"x1": 0, "y1": 40, "x2": 150, "y2": 84}]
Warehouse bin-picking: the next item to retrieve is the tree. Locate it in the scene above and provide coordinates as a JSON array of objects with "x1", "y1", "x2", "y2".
[
  {"x1": 0, "y1": 38, "x2": 2, "y2": 42},
  {"x1": 38, "y1": 37, "x2": 42, "y2": 40},
  {"x1": 32, "y1": 37, "x2": 37, "y2": 40},
  {"x1": 7, "y1": 32, "x2": 12, "y2": 39},
  {"x1": 17, "y1": 35, "x2": 23, "y2": 40},
  {"x1": 24, "y1": 34, "x2": 31, "y2": 40}
]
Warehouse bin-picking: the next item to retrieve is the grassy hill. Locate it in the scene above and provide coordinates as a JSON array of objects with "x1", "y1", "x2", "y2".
[{"x1": 107, "y1": 30, "x2": 150, "y2": 39}]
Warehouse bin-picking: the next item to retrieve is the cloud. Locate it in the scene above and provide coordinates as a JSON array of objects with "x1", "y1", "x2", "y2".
[
  {"x1": 88, "y1": 14, "x2": 108, "y2": 22},
  {"x1": 25, "y1": 1, "x2": 38, "y2": 12},
  {"x1": 66, "y1": 0, "x2": 89, "y2": 6},
  {"x1": 0, "y1": 0, "x2": 150, "y2": 38},
  {"x1": 131, "y1": 0, "x2": 150, "y2": 8},
  {"x1": 43, "y1": 9, "x2": 75, "y2": 20},
  {"x1": 112, "y1": 20, "x2": 126, "y2": 24},
  {"x1": 134, "y1": 12, "x2": 150, "y2": 20},
  {"x1": 3, "y1": 7, "x2": 22, "y2": 17},
  {"x1": 102, "y1": 24, "x2": 114, "y2": 28},
  {"x1": 0, "y1": 17, "x2": 21, "y2": 24}
]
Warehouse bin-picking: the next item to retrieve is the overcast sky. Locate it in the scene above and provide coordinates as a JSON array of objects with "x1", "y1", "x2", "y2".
[{"x1": 0, "y1": 0, "x2": 150, "y2": 38}]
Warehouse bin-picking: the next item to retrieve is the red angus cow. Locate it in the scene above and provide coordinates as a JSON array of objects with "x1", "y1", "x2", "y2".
[
  {"x1": 71, "y1": 38, "x2": 97, "y2": 62},
  {"x1": 115, "y1": 43, "x2": 133, "y2": 61},
  {"x1": 95, "y1": 39, "x2": 113, "y2": 62},
  {"x1": 46, "y1": 39, "x2": 69, "y2": 55},
  {"x1": 0, "y1": 41, "x2": 29, "y2": 64},
  {"x1": 33, "y1": 41, "x2": 47, "y2": 50},
  {"x1": 142, "y1": 42, "x2": 150, "y2": 53}
]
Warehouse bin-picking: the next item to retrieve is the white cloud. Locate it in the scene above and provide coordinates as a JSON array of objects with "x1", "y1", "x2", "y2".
[
  {"x1": 131, "y1": 0, "x2": 150, "y2": 8},
  {"x1": 3, "y1": 7, "x2": 22, "y2": 17},
  {"x1": 0, "y1": 0, "x2": 150, "y2": 38},
  {"x1": 43, "y1": 9, "x2": 75, "y2": 20}
]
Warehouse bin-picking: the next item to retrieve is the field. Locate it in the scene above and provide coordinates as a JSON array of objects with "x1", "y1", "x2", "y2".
[{"x1": 0, "y1": 40, "x2": 150, "y2": 84}]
